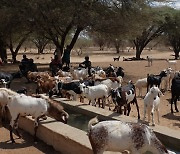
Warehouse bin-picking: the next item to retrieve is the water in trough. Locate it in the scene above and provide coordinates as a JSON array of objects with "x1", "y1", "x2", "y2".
[{"x1": 66, "y1": 109, "x2": 180, "y2": 154}]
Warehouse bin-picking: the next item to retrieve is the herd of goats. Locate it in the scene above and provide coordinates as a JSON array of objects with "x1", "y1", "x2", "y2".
[{"x1": 0, "y1": 60, "x2": 179, "y2": 154}]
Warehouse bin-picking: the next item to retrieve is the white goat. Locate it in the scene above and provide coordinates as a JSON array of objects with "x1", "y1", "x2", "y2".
[
  {"x1": 143, "y1": 86, "x2": 163, "y2": 126},
  {"x1": 70, "y1": 66, "x2": 88, "y2": 80},
  {"x1": 88, "y1": 117, "x2": 171, "y2": 154},
  {"x1": 161, "y1": 67, "x2": 179, "y2": 91},
  {"x1": 134, "y1": 78, "x2": 147, "y2": 97},
  {"x1": 57, "y1": 69, "x2": 71, "y2": 77},
  {"x1": 95, "y1": 69, "x2": 106, "y2": 78},
  {"x1": 166, "y1": 59, "x2": 177, "y2": 70},
  {"x1": 0, "y1": 88, "x2": 18, "y2": 121},
  {"x1": 161, "y1": 68, "x2": 172, "y2": 91},
  {"x1": 147, "y1": 56, "x2": 153, "y2": 67},
  {"x1": 5, "y1": 93, "x2": 69, "y2": 143},
  {"x1": 95, "y1": 76, "x2": 123, "y2": 92},
  {"x1": 80, "y1": 84, "x2": 109, "y2": 108}
]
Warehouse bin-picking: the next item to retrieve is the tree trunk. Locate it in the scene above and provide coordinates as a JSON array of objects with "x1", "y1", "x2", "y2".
[
  {"x1": 12, "y1": 52, "x2": 17, "y2": 63},
  {"x1": 115, "y1": 46, "x2": 120, "y2": 53},
  {"x1": 136, "y1": 49, "x2": 142, "y2": 60},
  {"x1": 0, "y1": 38, "x2": 7, "y2": 63},
  {"x1": 0, "y1": 47, "x2": 7, "y2": 63}
]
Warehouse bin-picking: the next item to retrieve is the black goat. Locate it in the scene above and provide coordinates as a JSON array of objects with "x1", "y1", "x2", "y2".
[
  {"x1": 49, "y1": 81, "x2": 82, "y2": 99},
  {"x1": 147, "y1": 70, "x2": 167, "y2": 93},
  {"x1": 0, "y1": 72, "x2": 22, "y2": 88},
  {"x1": 113, "y1": 56, "x2": 120, "y2": 61},
  {"x1": 105, "y1": 64, "x2": 116, "y2": 77},
  {"x1": 16, "y1": 87, "x2": 27, "y2": 95},
  {"x1": 116, "y1": 67, "x2": 124, "y2": 78},
  {"x1": 171, "y1": 74, "x2": 180, "y2": 113}
]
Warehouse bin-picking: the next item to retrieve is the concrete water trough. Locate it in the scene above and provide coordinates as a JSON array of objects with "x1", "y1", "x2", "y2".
[{"x1": 3, "y1": 97, "x2": 180, "y2": 154}]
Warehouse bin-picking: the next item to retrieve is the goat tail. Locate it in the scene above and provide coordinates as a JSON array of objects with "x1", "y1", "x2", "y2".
[{"x1": 88, "y1": 116, "x2": 99, "y2": 133}]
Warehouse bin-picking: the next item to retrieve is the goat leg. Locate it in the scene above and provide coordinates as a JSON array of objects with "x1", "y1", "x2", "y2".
[
  {"x1": 9, "y1": 125, "x2": 15, "y2": 143},
  {"x1": 134, "y1": 98, "x2": 140, "y2": 119},
  {"x1": 9, "y1": 113, "x2": 20, "y2": 143},
  {"x1": 174, "y1": 97, "x2": 179, "y2": 112},
  {"x1": 126, "y1": 103, "x2": 131, "y2": 116},
  {"x1": 171, "y1": 97, "x2": 174, "y2": 113},
  {"x1": 34, "y1": 117, "x2": 40, "y2": 142}
]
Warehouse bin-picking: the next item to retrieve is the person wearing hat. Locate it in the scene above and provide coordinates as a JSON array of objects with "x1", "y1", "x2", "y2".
[{"x1": 79, "y1": 56, "x2": 92, "y2": 77}]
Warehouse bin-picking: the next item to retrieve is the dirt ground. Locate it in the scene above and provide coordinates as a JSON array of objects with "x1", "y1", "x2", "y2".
[{"x1": 0, "y1": 48, "x2": 179, "y2": 153}]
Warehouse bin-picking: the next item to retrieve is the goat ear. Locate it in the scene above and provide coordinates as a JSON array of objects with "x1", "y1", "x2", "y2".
[{"x1": 159, "y1": 90, "x2": 164, "y2": 97}]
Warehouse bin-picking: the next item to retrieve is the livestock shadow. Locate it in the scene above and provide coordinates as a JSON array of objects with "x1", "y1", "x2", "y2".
[
  {"x1": 162, "y1": 113, "x2": 180, "y2": 121},
  {"x1": 76, "y1": 103, "x2": 90, "y2": 107},
  {"x1": 173, "y1": 123, "x2": 180, "y2": 128},
  {"x1": 166, "y1": 98, "x2": 171, "y2": 104},
  {"x1": 0, "y1": 124, "x2": 59, "y2": 153}
]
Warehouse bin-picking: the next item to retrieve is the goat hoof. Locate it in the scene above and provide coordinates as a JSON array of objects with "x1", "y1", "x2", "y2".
[{"x1": 11, "y1": 140, "x2": 15, "y2": 144}]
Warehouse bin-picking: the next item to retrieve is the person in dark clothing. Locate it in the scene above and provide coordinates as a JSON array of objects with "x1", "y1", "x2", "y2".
[
  {"x1": 19, "y1": 54, "x2": 29, "y2": 76},
  {"x1": 62, "y1": 45, "x2": 70, "y2": 68},
  {"x1": 50, "y1": 55, "x2": 62, "y2": 76},
  {"x1": 79, "y1": 56, "x2": 92, "y2": 77},
  {"x1": 28, "y1": 59, "x2": 38, "y2": 72}
]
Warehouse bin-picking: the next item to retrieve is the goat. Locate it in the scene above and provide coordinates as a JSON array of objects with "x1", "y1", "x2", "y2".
[
  {"x1": 161, "y1": 68, "x2": 172, "y2": 91},
  {"x1": 36, "y1": 76, "x2": 56, "y2": 94},
  {"x1": 113, "y1": 55, "x2": 120, "y2": 61},
  {"x1": 111, "y1": 81, "x2": 140, "y2": 119},
  {"x1": 0, "y1": 72, "x2": 22, "y2": 88},
  {"x1": 0, "y1": 88, "x2": 18, "y2": 122},
  {"x1": 143, "y1": 86, "x2": 163, "y2": 126},
  {"x1": 5, "y1": 93, "x2": 69, "y2": 143},
  {"x1": 16, "y1": 87, "x2": 28, "y2": 95},
  {"x1": 57, "y1": 69, "x2": 71, "y2": 77},
  {"x1": 49, "y1": 80, "x2": 83, "y2": 101},
  {"x1": 116, "y1": 67, "x2": 124, "y2": 78},
  {"x1": 80, "y1": 84, "x2": 109, "y2": 109},
  {"x1": 135, "y1": 78, "x2": 147, "y2": 97},
  {"x1": 147, "y1": 56, "x2": 153, "y2": 67},
  {"x1": 166, "y1": 59, "x2": 177, "y2": 70},
  {"x1": 170, "y1": 74, "x2": 180, "y2": 113},
  {"x1": 0, "y1": 79, "x2": 9, "y2": 88},
  {"x1": 70, "y1": 66, "x2": 88, "y2": 80},
  {"x1": 27, "y1": 71, "x2": 50, "y2": 82},
  {"x1": 147, "y1": 70, "x2": 167, "y2": 93},
  {"x1": 88, "y1": 117, "x2": 171, "y2": 154},
  {"x1": 105, "y1": 64, "x2": 117, "y2": 77}
]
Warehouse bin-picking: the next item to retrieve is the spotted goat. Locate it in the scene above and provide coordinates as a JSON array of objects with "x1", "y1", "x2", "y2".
[{"x1": 88, "y1": 117, "x2": 174, "y2": 154}]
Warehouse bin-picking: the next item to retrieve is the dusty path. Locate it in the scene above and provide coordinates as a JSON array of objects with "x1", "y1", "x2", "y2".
[{"x1": 0, "y1": 124, "x2": 59, "y2": 154}]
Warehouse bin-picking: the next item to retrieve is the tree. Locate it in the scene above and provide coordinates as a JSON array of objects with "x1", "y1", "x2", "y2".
[
  {"x1": 132, "y1": 6, "x2": 173, "y2": 59},
  {"x1": 0, "y1": 0, "x2": 32, "y2": 63},
  {"x1": 32, "y1": 36, "x2": 50, "y2": 54},
  {"x1": 164, "y1": 9, "x2": 180, "y2": 59},
  {"x1": 23, "y1": 0, "x2": 98, "y2": 58}
]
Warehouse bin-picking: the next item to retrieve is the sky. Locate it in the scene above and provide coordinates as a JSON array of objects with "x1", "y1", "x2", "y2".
[
  {"x1": 155, "y1": 0, "x2": 180, "y2": 9},
  {"x1": 169, "y1": 0, "x2": 180, "y2": 9}
]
